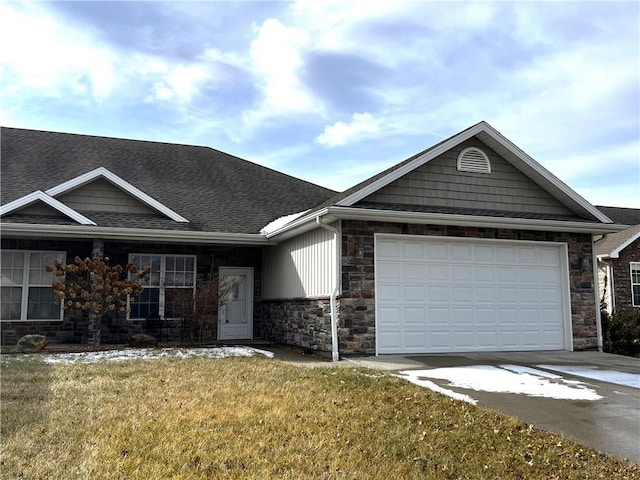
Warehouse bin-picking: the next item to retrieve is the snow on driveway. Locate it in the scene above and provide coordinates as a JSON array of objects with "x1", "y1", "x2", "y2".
[
  {"x1": 536, "y1": 365, "x2": 640, "y2": 389},
  {"x1": 396, "y1": 364, "x2": 603, "y2": 405},
  {"x1": 2, "y1": 346, "x2": 275, "y2": 365}
]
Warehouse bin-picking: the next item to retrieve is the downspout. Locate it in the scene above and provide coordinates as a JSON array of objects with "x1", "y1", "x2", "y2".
[
  {"x1": 592, "y1": 236, "x2": 603, "y2": 351},
  {"x1": 316, "y1": 216, "x2": 340, "y2": 362}
]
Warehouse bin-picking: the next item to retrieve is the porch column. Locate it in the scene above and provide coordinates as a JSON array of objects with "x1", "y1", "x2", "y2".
[{"x1": 87, "y1": 238, "x2": 104, "y2": 346}]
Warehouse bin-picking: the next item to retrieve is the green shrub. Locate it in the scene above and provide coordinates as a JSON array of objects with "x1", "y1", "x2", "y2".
[{"x1": 601, "y1": 308, "x2": 640, "y2": 357}]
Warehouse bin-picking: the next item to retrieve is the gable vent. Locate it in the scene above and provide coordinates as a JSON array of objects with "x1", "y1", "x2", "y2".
[{"x1": 457, "y1": 147, "x2": 491, "y2": 173}]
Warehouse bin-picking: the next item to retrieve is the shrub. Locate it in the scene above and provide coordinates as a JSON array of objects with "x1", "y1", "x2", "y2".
[{"x1": 601, "y1": 308, "x2": 640, "y2": 357}]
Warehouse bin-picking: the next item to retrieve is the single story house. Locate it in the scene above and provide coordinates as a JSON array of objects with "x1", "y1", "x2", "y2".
[
  {"x1": 1, "y1": 122, "x2": 622, "y2": 358},
  {"x1": 595, "y1": 207, "x2": 640, "y2": 314}
]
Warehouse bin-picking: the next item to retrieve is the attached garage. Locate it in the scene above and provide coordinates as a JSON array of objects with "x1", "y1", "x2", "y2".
[{"x1": 375, "y1": 234, "x2": 573, "y2": 354}]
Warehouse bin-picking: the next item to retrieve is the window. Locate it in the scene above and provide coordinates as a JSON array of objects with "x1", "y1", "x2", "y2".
[
  {"x1": 457, "y1": 147, "x2": 491, "y2": 173},
  {"x1": 128, "y1": 254, "x2": 196, "y2": 319},
  {"x1": 631, "y1": 263, "x2": 640, "y2": 307},
  {"x1": 0, "y1": 250, "x2": 65, "y2": 321}
]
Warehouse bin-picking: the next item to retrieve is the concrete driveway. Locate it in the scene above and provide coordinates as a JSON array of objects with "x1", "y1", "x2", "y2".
[{"x1": 348, "y1": 351, "x2": 640, "y2": 463}]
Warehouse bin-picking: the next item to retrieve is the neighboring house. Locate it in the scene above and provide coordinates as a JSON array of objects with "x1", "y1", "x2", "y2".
[
  {"x1": 595, "y1": 207, "x2": 640, "y2": 314},
  {"x1": 1, "y1": 122, "x2": 621, "y2": 358}
]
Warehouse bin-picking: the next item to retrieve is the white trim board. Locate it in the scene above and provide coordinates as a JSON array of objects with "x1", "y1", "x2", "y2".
[
  {"x1": 0, "y1": 191, "x2": 96, "y2": 225},
  {"x1": 45, "y1": 167, "x2": 189, "y2": 223}
]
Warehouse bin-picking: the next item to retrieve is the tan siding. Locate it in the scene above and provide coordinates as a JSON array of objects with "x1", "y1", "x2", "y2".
[
  {"x1": 364, "y1": 138, "x2": 573, "y2": 216},
  {"x1": 263, "y1": 225, "x2": 337, "y2": 299},
  {"x1": 57, "y1": 178, "x2": 156, "y2": 214}
]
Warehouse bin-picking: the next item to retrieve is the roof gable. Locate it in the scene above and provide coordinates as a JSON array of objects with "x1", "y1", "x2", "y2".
[
  {"x1": 331, "y1": 121, "x2": 612, "y2": 224},
  {"x1": 360, "y1": 136, "x2": 574, "y2": 217},
  {"x1": 47, "y1": 167, "x2": 188, "y2": 222},
  {"x1": 596, "y1": 225, "x2": 640, "y2": 258},
  {"x1": 0, "y1": 191, "x2": 96, "y2": 225}
]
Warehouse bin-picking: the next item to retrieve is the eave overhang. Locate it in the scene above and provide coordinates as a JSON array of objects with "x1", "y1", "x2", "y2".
[
  {"x1": 266, "y1": 206, "x2": 626, "y2": 241},
  {"x1": 0, "y1": 223, "x2": 268, "y2": 245}
]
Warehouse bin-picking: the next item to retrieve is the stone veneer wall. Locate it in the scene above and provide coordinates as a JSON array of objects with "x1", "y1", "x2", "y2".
[
  {"x1": 260, "y1": 298, "x2": 332, "y2": 352},
  {"x1": 1, "y1": 238, "x2": 263, "y2": 346},
  {"x1": 611, "y1": 240, "x2": 640, "y2": 311},
  {"x1": 338, "y1": 220, "x2": 599, "y2": 355}
]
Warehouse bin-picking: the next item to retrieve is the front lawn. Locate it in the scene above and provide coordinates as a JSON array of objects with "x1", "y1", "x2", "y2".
[{"x1": 1, "y1": 354, "x2": 638, "y2": 479}]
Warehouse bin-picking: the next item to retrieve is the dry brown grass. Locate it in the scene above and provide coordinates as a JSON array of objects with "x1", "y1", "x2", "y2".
[{"x1": 1, "y1": 355, "x2": 638, "y2": 479}]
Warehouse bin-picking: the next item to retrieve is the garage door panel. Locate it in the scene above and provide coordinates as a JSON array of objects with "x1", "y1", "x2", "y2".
[{"x1": 376, "y1": 236, "x2": 568, "y2": 354}]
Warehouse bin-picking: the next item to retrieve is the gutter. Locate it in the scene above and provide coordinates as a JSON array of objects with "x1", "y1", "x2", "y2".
[
  {"x1": 0, "y1": 223, "x2": 269, "y2": 245},
  {"x1": 316, "y1": 216, "x2": 340, "y2": 362},
  {"x1": 326, "y1": 206, "x2": 627, "y2": 234}
]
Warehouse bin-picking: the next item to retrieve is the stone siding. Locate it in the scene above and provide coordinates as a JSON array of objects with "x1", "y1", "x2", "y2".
[
  {"x1": 611, "y1": 240, "x2": 640, "y2": 311},
  {"x1": 338, "y1": 220, "x2": 598, "y2": 354},
  {"x1": 1, "y1": 238, "x2": 263, "y2": 346},
  {"x1": 260, "y1": 298, "x2": 332, "y2": 352}
]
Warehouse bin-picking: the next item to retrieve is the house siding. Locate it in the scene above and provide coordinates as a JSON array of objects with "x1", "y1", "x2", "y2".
[
  {"x1": 610, "y1": 240, "x2": 640, "y2": 311},
  {"x1": 260, "y1": 298, "x2": 333, "y2": 353},
  {"x1": 263, "y1": 225, "x2": 337, "y2": 299},
  {"x1": 0, "y1": 238, "x2": 264, "y2": 346},
  {"x1": 57, "y1": 178, "x2": 157, "y2": 214},
  {"x1": 363, "y1": 138, "x2": 573, "y2": 216},
  {"x1": 336, "y1": 220, "x2": 598, "y2": 355}
]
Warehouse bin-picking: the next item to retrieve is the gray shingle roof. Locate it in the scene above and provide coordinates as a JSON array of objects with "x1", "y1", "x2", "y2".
[
  {"x1": 595, "y1": 224, "x2": 640, "y2": 257},
  {"x1": 1, "y1": 127, "x2": 336, "y2": 234},
  {"x1": 596, "y1": 206, "x2": 640, "y2": 226}
]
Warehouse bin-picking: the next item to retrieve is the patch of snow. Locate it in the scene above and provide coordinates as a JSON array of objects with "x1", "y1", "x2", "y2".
[
  {"x1": 260, "y1": 210, "x2": 309, "y2": 235},
  {"x1": 395, "y1": 371, "x2": 478, "y2": 405},
  {"x1": 396, "y1": 365, "x2": 603, "y2": 401},
  {"x1": 3, "y1": 346, "x2": 275, "y2": 365},
  {"x1": 536, "y1": 365, "x2": 640, "y2": 390}
]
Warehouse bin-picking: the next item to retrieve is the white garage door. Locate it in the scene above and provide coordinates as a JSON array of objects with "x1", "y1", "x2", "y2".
[{"x1": 375, "y1": 235, "x2": 571, "y2": 354}]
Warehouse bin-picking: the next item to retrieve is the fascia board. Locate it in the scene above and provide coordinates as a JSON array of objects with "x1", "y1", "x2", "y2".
[
  {"x1": 45, "y1": 167, "x2": 190, "y2": 223},
  {"x1": 327, "y1": 206, "x2": 626, "y2": 234},
  {"x1": 264, "y1": 208, "x2": 333, "y2": 241},
  {"x1": 335, "y1": 123, "x2": 485, "y2": 207},
  {"x1": 0, "y1": 191, "x2": 96, "y2": 225},
  {"x1": 609, "y1": 230, "x2": 640, "y2": 259},
  {"x1": 478, "y1": 124, "x2": 613, "y2": 224},
  {"x1": 0, "y1": 222, "x2": 268, "y2": 245}
]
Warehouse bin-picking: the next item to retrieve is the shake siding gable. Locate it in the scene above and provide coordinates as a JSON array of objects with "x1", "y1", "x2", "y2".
[
  {"x1": 56, "y1": 178, "x2": 157, "y2": 215},
  {"x1": 263, "y1": 226, "x2": 337, "y2": 299},
  {"x1": 363, "y1": 138, "x2": 573, "y2": 216}
]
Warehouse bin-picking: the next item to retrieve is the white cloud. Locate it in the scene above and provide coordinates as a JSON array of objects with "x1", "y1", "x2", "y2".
[
  {"x1": 0, "y1": 2, "x2": 119, "y2": 100},
  {"x1": 244, "y1": 18, "x2": 319, "y2": 124},
  {"x1": 316, "y1": 112, "x2": 381, "y2": 147}
]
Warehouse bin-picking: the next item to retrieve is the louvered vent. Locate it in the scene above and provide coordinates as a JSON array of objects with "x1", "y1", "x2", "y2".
[{"x1": 457, "y1": 147, "x2": 491, "y2": 173}]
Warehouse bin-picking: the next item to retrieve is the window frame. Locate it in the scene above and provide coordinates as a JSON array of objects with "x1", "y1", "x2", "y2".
[
  {"x1": 631, "y1": 262, "x2": 640, "y2": 307},
  {"x1": 0, "y1": 250, "x2": 66, "y2": 321},
  {"x1": 127, "y1": 253, "x2": 197, "y2": 320}
]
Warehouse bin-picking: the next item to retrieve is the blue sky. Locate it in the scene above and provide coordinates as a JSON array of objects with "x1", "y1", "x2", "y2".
[{"x1": 1, "y1": 0, "x2": 638, "y2": 207}]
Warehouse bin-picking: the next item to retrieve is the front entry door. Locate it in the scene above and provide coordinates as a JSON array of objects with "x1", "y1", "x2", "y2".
[{"x1": 218, "y1": 267, "x2": 254, "y2": 340}]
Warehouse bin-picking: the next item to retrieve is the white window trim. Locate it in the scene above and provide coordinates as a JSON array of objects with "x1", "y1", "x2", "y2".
[
  {"x1": 127, "y1": 253, "x2": 197, "y2": 319},
  {"x1": 1, "y1": 250, "x2": 66, "y2": 321},
  {"x1": 631, "y1": 262, "x2": 640, "y2": 307}
]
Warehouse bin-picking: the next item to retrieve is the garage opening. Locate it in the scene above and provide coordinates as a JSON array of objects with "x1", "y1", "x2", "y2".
[{"x1": 375, "y1": 235, "x2": 572, "y2": 354}]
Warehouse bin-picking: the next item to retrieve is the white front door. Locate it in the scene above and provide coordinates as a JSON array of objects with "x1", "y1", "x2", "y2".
[{"x1": 218, "y1": 267, "x2": 254, "y2": 340}]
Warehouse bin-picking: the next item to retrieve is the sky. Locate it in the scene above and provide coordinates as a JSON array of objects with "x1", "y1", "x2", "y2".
[{"x1": 1, "y1": 0, "x2": 638, "y2": 208}]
